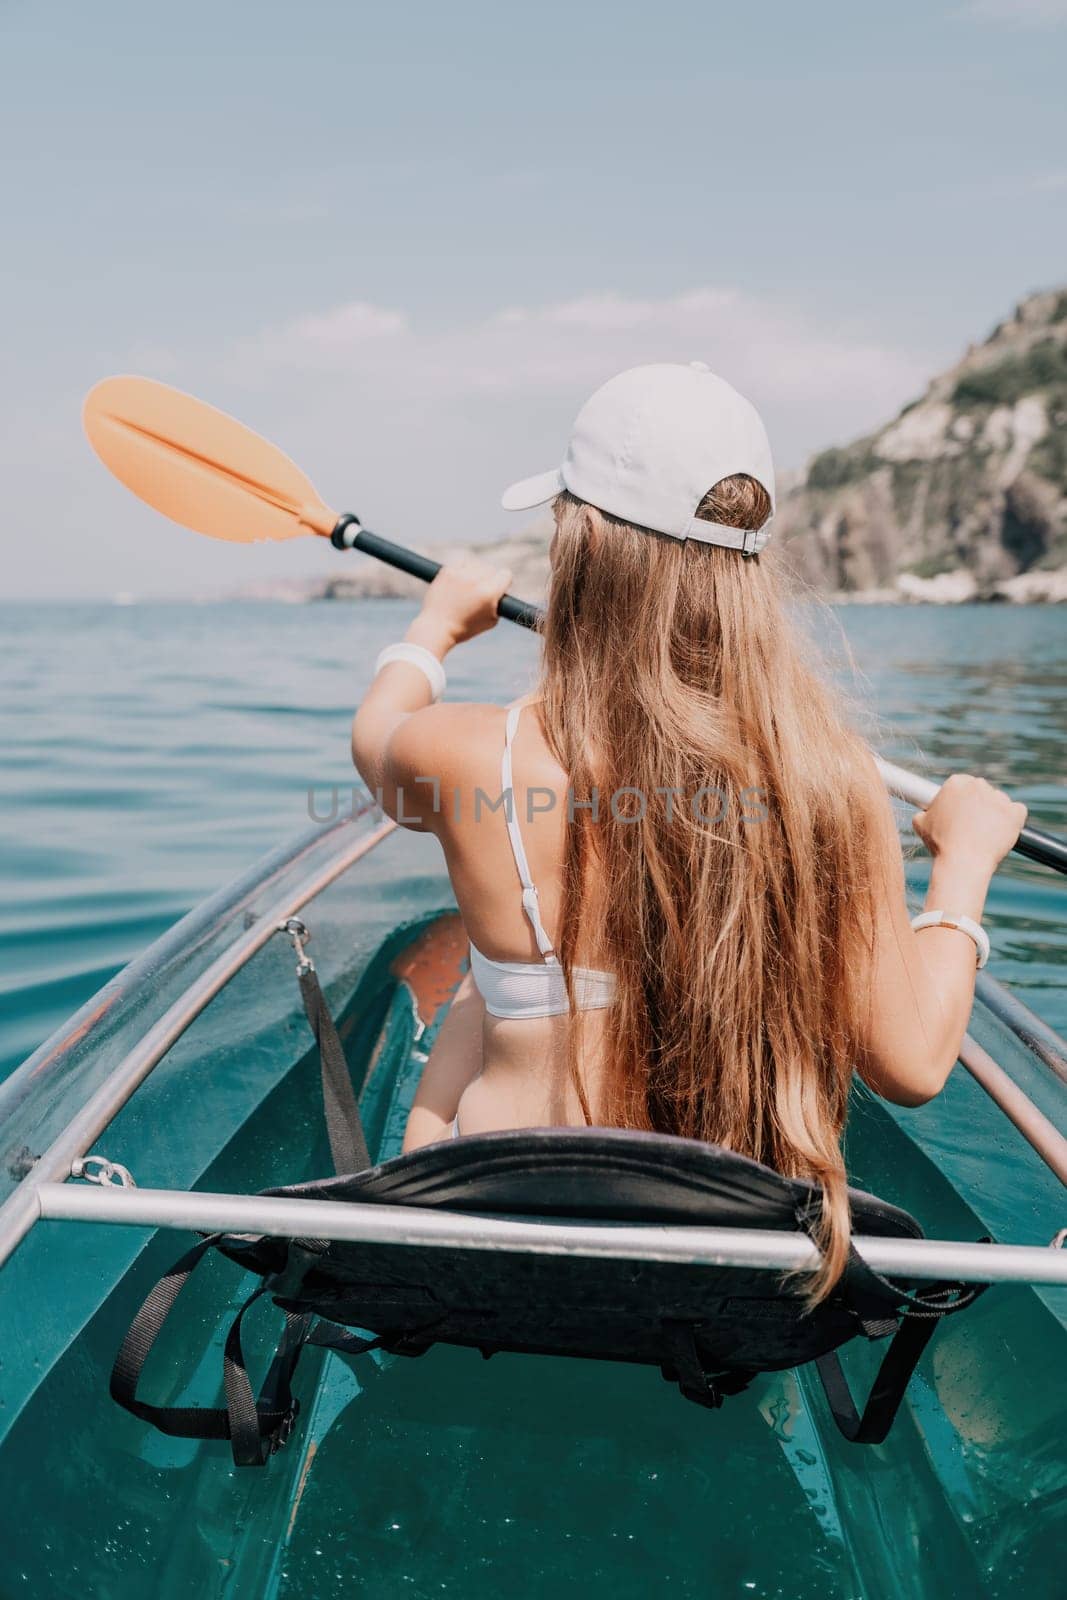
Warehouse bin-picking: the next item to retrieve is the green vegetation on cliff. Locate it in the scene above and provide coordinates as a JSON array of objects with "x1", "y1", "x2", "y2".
[
  {"x1": 776, "y1": 287, "x2": 1067, "y2": 598},
  {"x1": 952, "y1": 338, "x2": 1067, "y2": 409}
]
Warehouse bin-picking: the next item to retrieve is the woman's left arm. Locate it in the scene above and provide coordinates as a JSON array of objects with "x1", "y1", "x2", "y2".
[{"x1": 351, "y1": 557, "x2": 512, "y2": 826}]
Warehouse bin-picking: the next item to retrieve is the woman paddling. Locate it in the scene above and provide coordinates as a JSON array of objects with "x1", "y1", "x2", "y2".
[{"x1": 352, "y1": 361, "x2": 1024, "y2": 1295}]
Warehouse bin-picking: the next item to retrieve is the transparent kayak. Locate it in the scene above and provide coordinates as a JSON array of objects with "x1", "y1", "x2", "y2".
[{"x1": 0, "y1": 803, "x2": 1065, "y2": 1600}]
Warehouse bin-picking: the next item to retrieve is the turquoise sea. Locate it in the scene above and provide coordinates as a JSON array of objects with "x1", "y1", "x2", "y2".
[{"x1": 1, "y1": 599, "x2": 1065, "y2": 1081}]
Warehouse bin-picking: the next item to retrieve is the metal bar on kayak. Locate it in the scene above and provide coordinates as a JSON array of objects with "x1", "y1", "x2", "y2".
[
  {"x1": 0, "y1": 818, "x2": 396, "y2": 1274},
  {"x1": 974, "y1": 972, "x2": 1067, "y2": 1089},
  {"x1": 34, "y1": 1182, "x2": 1067, "y2": 1288},
  {"x1": 876, "y1": 757, "x2": 1067, "y2": 877},
  {"x1": 957, "y1": 1033, "x2": 1067, "y2": 1186}
]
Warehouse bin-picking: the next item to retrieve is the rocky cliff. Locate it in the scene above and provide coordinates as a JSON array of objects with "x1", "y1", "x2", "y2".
[{"x1": 777, "y1": 287, "x2": 1067, "y2": 601}]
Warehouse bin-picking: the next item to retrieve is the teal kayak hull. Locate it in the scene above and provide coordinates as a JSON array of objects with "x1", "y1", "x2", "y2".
[{"x1": 0, "y1": 818, "x2": 1064, "y2": 1598}]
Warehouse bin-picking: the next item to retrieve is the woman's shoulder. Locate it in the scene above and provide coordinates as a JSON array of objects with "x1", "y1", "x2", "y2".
[
  {"x1": 385, "y1": 700, "x2": 508, "y2": 785},
  {"x1": 386, "y1": 696, "x2": 567, "y2": 817},
  {"x1": 391, "y1": 693, "x2": 545, "y2": 757}
]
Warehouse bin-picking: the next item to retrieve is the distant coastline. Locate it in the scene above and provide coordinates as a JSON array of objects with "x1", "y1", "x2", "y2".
[{"x1": 210, "y1": 543, "x2": 1067, "y2": 607}]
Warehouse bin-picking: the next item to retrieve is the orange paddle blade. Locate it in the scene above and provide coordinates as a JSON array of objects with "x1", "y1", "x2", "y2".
[{"x1": 83, "y1": 376, "x2": 338, "y2": 543}]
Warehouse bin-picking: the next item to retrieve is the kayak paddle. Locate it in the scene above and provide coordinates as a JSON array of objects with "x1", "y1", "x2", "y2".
[
  {"x1": 82, "y1": 376, "x2": 540, "y2": 629},
  {"x1": 876, "y1": 759, "x2": 1067, "y2": 876},
  {"x1": 83, "y1": 375, "x2": 1067, "y2": 879}
]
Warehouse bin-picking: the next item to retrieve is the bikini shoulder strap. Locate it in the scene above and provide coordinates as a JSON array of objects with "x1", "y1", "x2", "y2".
[{"x1": 501, "y1": 705, "x2": 556, "y2": 961}]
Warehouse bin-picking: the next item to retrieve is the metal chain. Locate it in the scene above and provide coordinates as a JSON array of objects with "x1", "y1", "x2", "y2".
[{"x1": 71, "y1": 1154, "x2": 137, "y2": 1189}]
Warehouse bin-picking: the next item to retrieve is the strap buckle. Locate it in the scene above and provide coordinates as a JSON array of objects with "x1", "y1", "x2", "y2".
[
  {"x1": 269, "y1": 1399, "x2": 300, "y2": 1455},
  {"x1": 660, "y1": 1319, "x2": 738, "y2": 1411}
]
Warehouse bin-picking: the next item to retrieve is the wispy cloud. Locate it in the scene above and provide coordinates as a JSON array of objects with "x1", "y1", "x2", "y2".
[
  {"x1": 1029, "y1": 171, "x2": 1067, "y2": 190},
  {"x1": 952, "y1": 0, "x2": 1067, "y2": 23},
  {"x1": 218, "y1": 285, "x2": 927, "y2": 421},
  {"x1": 239, "y1": 301, "x2": 409, "y2": 365}
]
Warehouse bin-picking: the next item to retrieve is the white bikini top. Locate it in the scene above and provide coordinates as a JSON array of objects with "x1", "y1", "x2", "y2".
[{"x1": 468, "y1": 705, "x2": 616, "y2": 1021}]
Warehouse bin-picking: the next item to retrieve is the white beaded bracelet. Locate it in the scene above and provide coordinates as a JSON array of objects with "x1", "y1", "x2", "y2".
[
  {"x1": 373, "y1": 642, "x2": 447, "y2": 703},
  {"x1": 910, "y1": 910, "x2": 990, "y2": 970}
]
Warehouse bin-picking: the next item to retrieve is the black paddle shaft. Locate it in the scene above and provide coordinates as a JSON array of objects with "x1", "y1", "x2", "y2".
[
  {"x1": 1014, "y1": 825, "x2": 1067, "y2": 876},
  {"x1": 331, "y1": 516, "x2": 542, "y2": 631},
  {"x1": 331, "y1": 515, "x2": 1067, "y2": 879}
]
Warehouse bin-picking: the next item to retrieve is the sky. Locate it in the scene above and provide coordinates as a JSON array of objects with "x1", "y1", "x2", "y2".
[{"x1": 2, "y1": 0, "x2": 1065, "y2": 598}]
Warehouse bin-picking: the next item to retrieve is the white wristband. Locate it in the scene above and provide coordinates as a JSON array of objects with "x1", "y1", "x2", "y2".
[
  {"x1": 910, "y1": 910, "x2": 990, "y2": 970},
  {"x1": 373, "y1": 642, "x2": 447, "y2": 703}
]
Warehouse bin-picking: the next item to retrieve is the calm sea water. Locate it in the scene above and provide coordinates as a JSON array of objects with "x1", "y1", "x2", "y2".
[{"x1": 1, "y1": 600, "x2": 1064, "y2": 1078}]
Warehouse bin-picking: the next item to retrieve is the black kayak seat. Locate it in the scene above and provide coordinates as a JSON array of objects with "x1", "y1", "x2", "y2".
[
  {"x1": 266, "y1": 1124, "x2": 923, "y2": 1225},
  {"x1": 112, "y1": 1128, "x2": 984, "y2": 1466},
  {"x1": 250, "y1": 1128, "x2": 925, "y2": 1377}
]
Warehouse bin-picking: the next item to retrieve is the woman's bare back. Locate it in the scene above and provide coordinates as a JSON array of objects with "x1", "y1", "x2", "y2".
[{"x1": 398, "y1": 698, "x2": 612, "y2": 1147}]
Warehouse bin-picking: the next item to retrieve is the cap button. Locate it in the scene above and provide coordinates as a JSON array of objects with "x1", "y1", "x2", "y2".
[{"x1": 689, "y1": 361, "x2": 710, "y2": 372}]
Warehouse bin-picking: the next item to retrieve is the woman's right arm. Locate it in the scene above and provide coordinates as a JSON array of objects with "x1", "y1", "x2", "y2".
[
  {"x1": 859, "y1": 771, "x2": 1026, "y2": 1107},
  {"x1": 351, "y1": 557, "x2": 512, "y2": 827}
]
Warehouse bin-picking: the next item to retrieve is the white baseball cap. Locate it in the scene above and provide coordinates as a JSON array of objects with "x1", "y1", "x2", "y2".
[{"x1": 502, "y1": 362, "x2": 775, "y2": 555}]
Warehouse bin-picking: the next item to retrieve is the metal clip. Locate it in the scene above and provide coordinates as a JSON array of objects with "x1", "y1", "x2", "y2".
[
  {"x1": 1050, "y1": 1228, "x2": 1067, "y2": 1250},
  {"x1": 278, "y1": 916, "x2": 315, "y2": 975},
  {"x1": 71, "y1": 1154, "x2": 137, "y2": 1189},
  {"x1": 270, "y1": 1399, "x2": 301, "y2": 1454}
]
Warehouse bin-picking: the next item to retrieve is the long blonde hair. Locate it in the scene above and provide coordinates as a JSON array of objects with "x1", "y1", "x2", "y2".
[{"x1": 540, "y1": 477, "x2": 878, "y2": 1298}]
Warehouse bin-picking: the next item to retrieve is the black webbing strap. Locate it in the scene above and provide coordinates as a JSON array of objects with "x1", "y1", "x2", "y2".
[
  {"x1": 297, "y1": 965, "x2": 370, "y2": 1175},
  {"x1": 814, "y1": 1281, "x2": 978, "y2": 1445},
  {"x1": 110, "y1": 1234, "x2": 298, "y2": 1466},
  {"x1": 792, "y1": 1202, "x2": 991, "y2": 1326},
  {"x1": 841, "y1": 1237, "x2": 987, "y2": 1321},
  {"x1": 305, "y1": 1322, "x2": 392, "y2": 1356},
  {"x1": 110, "y1": 1233, "x2": 389, "y2": 1466},
  {"x1": 660, "y1": 1319, "x2": 755, "y2": 1410},
  {"x1": 788, "y1": 1205, "x2": 989, "y2": 1444},
  {"x1": 110, "y1": 953, "x2": 379, "y2": 1463}
]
